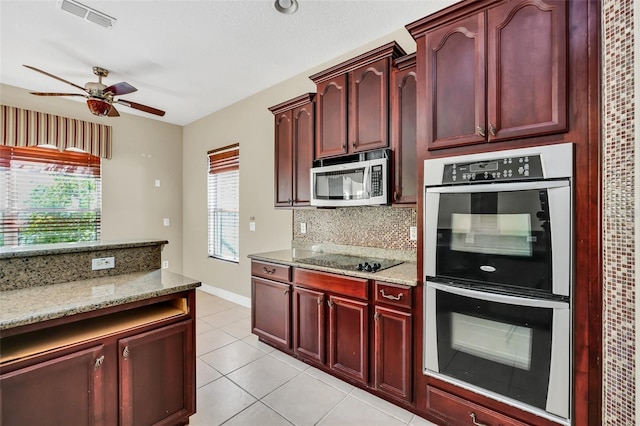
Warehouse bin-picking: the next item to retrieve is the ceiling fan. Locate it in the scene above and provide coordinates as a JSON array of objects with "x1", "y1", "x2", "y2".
[{"x1": 23, "y1": 65, "x2": 165, "y2": 118}]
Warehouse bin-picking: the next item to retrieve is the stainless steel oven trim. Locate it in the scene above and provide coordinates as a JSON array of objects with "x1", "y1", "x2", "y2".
[
  {"x1": 424, "y1": 180, "x2": 571, "y2": 296},
  {"x1": 424, "y1": 143, "x2": 574, "y2": 187},
  {"x1": 424, "y1": 281, "x2": 571, "y2": 422}
]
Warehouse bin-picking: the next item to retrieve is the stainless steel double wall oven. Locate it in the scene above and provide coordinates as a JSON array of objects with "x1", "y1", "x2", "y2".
[{"x1": 423, "y1": 143, "x2": 573, "y2": 424}]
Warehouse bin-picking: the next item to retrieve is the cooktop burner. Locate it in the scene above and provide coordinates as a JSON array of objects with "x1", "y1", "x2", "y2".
[{"x1": 296, "y1": 253, "x2": 403, "y2": 273}]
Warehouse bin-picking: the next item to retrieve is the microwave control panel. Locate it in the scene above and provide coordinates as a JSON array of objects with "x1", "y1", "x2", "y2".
[
  {"x1": 442, "y1": 154, "x2": 544, "y2": 184},
  {"x1": 370, "y1": 165, "x2": 383, "y2": 196}
]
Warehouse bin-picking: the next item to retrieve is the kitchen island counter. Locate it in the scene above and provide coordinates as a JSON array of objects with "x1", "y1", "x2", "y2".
[
  {"x1": 0, "y1": 269, "x2": 201, "y2": 330},
  {"x1": 249, "y1": 249, "x2": 417, "y2": 286}
]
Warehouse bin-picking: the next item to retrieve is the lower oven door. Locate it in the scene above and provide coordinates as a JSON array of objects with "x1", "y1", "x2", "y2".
[{"x1": 424, "y1": 281, "x2": 570, "y2": 421}]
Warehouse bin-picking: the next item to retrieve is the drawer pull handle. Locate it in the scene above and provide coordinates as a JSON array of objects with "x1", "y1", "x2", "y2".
[
  {"x1": 374, "y1": 312, "x2": 380, "y2": 321},
  {"x1": 122, "y1": 346, "x2": 130, "y2": 360},
  {"x1": 476, "y1": 126, "x2": 486, "y2": 138},
  {"x1": 263, "y1": 267, "x2": 276, "y2": 275},
  {"x1": 470, "y1": 413, "x2": 488, "y2": 426},
  {"x1": 317, "y1": 296, "x2": 323, "y2": 305},
  {"x1": 489, "y1": 123, "x2": 497, "y2": 136},
  {"x1": 94, "y1": 355, "x2": 105, "y2": 369},
  {"x1": 379, "y1": 289, "x2": 403, "y2": 301}
]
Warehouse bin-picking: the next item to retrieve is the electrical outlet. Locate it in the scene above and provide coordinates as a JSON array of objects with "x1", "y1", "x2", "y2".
[
  {"x1": 249, "y1": 221, "x2": 256, "y2": 231},
  {"x1": 300, "y1": 222, "x2": 307, "y2": 234},
  {"x1": 410, "y1": 226, "x2": 418, "y2": 241},
  {"x1": 92, "y1": 257, "x2": 115, "y2": 270},
  {"x1": 155, "y1": 179, "x2": 161, "y2": 187},
  {"x1": 162, "y1": 261, "x2": 169, "y2": 269}
]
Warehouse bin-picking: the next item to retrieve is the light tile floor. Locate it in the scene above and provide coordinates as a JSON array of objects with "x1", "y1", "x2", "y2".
[{"x1": 191, "y1": 289, "x2": 438, "y2": 426}]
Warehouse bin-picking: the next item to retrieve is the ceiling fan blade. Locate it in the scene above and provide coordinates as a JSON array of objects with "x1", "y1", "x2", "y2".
[
  {"x1": 116, "y1": 99, "x2": 165, "y2": 117},
  {"x1": 30, "y1": 92, "x2": 87, "y2": 97},
  {"x1": 107, "y1": 104, "x2": 120, "y2": 117},
  {"x1": 103, "y1": 82, "x2": 137, "y2": 96},
  {"x1": 23, "y1": 65, "x2": 87, "y2": 92}
]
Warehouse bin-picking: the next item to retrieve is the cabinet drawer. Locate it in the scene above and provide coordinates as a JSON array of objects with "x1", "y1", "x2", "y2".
[
  {"x1": 294, "y1": 268, "x2": 368, "y2": 300},
  {"x1": 374, "y1": 281, "x2": 412, "y2": 309},
  {"x1": 426, "y1": 386, "x2": 528, "y2": 426},
  {"x1": 251, "y1": 261, "x2": 291, "y2": 282}
]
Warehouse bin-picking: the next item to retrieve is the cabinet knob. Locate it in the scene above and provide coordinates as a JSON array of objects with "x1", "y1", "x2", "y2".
[
  {"x1": 284, "y1": 289, "x2": 289, "y2": 295},
  {"x1": 327, "y1": 299, "x2": 334, "y2": 308},
  {"x1": 469, "y1": 413, "x2": 488, "y2": 426},
  {"x1": 317, "y1": 296, "x2": 323, "y2": 305},
  {"x1": 476, "y1": 126, "x2": 486, "y2": 138},
  {"x1": 351, "y1": 141, "x2": 357, "y2": 149},
  {"x1": 374, "y1": 312, "x2": 380, "y2": 321},
  {"x1": 122, "y1": 346, "x2": 130, "y2": 360},
  {"x1": 489, "y1": 123, "x2": 497, "y2": 136}
]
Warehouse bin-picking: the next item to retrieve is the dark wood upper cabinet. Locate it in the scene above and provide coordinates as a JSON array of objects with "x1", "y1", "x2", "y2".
[
  {"x1": 269, "y1": 93, "x2": 316, "y2": 208},
  {"x1": 416, "y1": 0, "x2": 568, "y2": 150},
  {"x1": 310, "y1": 42, "x2": 406, "y2": 159},
  {"x1": 391, "y1": 54, "x2": 418, "y2": 205}
]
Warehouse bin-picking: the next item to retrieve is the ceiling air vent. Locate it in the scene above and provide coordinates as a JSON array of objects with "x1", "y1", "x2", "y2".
[{"x1": 57, "y1": 0, "x2": 116, "y2": 29}]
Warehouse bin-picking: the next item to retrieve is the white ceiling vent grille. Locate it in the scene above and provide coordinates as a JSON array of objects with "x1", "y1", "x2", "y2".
[{"x1": 57, "y1": 0, "x2": 116, "y2": 29}]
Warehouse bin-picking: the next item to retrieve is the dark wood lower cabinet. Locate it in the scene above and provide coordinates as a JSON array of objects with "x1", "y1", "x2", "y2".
[
  {"x1": 373, "y1": 305, "x2": 412, "y2": 402},
  {"x1": 0, "y1": 345, "x2": 105, "y2": 426},
  {"x1": 0, "y1": 291, "x2": 196, "y2": 426},
  {"x1": 251, "y1": 277, "x2": 291, "y2": 350},
  {"x1": 119, "y1": 321, "x2": 194, "y2": 426},
  {"x1": 328, "y1": 295, "x2": 368, "y2": 384},
  {"x1": 293, "y1": 286, "x2": 326, "y2": 364}
]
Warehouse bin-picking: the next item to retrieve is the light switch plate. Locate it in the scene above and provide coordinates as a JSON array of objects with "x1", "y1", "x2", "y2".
[
  {"x1": 249, "y1": 221, "x2": 256, "y2": 231},
  {"x1": 163, "y1": 218, "x2": 170, "y2": 226},
  {"x1": 300, "y1": 222, "x2": 307, "y2": 234},
  {"x1": 162, "y1": 261, "x2": 169, "y2": 269}
]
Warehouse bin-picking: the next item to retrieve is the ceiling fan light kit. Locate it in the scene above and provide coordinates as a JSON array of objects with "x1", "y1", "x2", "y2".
[
  {"x1": 274, "y1": 0, "x2": 298, "y2": 15},
  {"x1": 57, "y1": 0, "x2": 116, "y2": 29},
  {"x1": 86, "y1": 98, "x2": 112, "y2": 117}
]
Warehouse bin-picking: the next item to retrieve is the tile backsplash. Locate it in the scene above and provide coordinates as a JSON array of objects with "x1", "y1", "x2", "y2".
[
  {"x1": 602, "y1": 0, "x2": 636, "y2": 423},
  {"x1": 293, "y1": 206, "x2": 417, "y2": 252}
]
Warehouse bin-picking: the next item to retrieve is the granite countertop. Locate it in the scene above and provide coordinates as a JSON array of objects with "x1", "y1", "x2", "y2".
[
  {"x1": 0, "y1": 239, "x2": 169, "y2": 259},
  {"x1": 0, "y1": 270, "x2": 201, "y2": 330},
  {"x1": 249, "y1": 249, "x2": 418, "y2": 287}
]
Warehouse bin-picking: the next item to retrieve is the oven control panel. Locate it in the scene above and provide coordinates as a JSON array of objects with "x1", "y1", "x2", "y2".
[{"x1": 442, "y1": 154, "x2": 544, "y2": 184}]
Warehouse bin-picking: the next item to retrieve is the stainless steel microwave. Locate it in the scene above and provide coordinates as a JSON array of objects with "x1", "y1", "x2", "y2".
[{"x1": 310, "y1": 156, "x2": 389, "y2": 207}]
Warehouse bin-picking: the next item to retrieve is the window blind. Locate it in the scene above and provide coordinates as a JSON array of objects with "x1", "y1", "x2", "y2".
[
  {"x1": 207, "y1": 144, "x2": 239, "y2": 262},
  {"x1": 0, "y1": 145, "x2": 101, "y2": 247}
]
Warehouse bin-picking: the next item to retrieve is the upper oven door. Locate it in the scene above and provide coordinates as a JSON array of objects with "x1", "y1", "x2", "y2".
[{"x1": 424, "y1": 180, "x2": 571, "y2": 296}]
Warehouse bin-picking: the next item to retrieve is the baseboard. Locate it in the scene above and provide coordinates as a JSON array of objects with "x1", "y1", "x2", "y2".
[{"x1": 198, "y1": 283, "x2": 251, "y2": 308}]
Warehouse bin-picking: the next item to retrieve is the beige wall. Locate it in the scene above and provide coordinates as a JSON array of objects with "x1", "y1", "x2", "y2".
[
  {"x1": 181, "y1": 29, "x2": 416, "y2": 298},
  {"x1": 0, "y1": 84, "x2": 185, "y2": 272}
]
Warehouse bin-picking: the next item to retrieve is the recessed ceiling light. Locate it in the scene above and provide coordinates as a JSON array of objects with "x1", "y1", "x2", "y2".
[{"x1": 274, "y1": 0, "x2": 299, "y2": 15}]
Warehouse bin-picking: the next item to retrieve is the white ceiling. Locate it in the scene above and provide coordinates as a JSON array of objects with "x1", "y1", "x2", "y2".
[{"x1": 0, "y1": 0, "x2": 458, "y2": 126}]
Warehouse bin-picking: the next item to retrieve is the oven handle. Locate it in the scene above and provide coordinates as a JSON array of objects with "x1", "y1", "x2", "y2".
[
  {"x1": 426, "y1": 281, "x2": 569, "y2": 309},
  {"x1": 426, "y1": 180, "x2": 569, "y2": 193}
]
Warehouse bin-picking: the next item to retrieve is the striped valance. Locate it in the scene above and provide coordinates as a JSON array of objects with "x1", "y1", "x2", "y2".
[{"x1": 0, "y1": 105, "x2": 112, "y2": 159}]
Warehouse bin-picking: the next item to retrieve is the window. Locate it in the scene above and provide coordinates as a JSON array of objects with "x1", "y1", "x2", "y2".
[
  {"x1": 0, "y1": 145, "x2": 101, "y2": 247},
  {"x1": 207, "y1": 144, "x2": 239, "y2": 262}
]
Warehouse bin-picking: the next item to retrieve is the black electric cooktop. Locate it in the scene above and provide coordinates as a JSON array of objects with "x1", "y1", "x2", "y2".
[{"x1": 296, "y1": 253, "x2": 403, "y2": 273}]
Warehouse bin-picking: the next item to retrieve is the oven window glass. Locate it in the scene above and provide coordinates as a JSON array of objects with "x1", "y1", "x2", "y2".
[
  {"x1": 314, "y1": 168, "x2": 366, "y2": 200},
  {"x1": 436, "y1": 290, "x2": 552, "y2": 411},
  {"x1": 436, "y1": 189, "x2": 552, "y2": 293}
]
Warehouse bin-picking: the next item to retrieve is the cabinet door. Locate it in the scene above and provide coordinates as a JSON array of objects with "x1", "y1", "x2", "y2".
[
  {"x1": 1, "y1": 345, "x2": 105, "y2": 426},
  {"x1": 425, "y1": 13, "x2": 486, "y2": 150},
  {"x1": 292, "y1": 102, "x2": 314, "y2": 206},
  {"x1": 374, "y1": 306, "x2": 412, "y2": 402},
  {"x1": 251, "y1": 276, "x2": 291, "y2": 349},
  {"x1": 328, "y1": 295, "x2": 368, "y2": 384},
  {"x1": 293, "y1": 286, "x2": 326, "y2": 364},
  {"x1": 119, "y1": 321, "x2": 194, "y2": 426},
  {"x1": 349, "y1": 58, "x2": 389, "y2": 153},
  {"x1": 315, "y1": 75, "x2": 348, "y2": 159},
  {"x1": 487, "y1": 0, "x2": 567, "y2": 141},
  {"x1": 391, "y1": 64, "x2": 417, "y2": 204},
  {"x1": 274, "y1": 110, "x2": 293, "y2": 207}
]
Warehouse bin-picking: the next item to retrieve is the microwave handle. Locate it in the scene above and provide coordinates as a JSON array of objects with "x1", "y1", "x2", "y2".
[
  {"x1": 426, "y1": 180, "x2": 569, "y2": 194},
  {"x1": 426, "y1": 281, "x2": 569, "y2": 310},
  {"x1": 363, "y1": 165, "x2": 371, "y2": 197}
]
